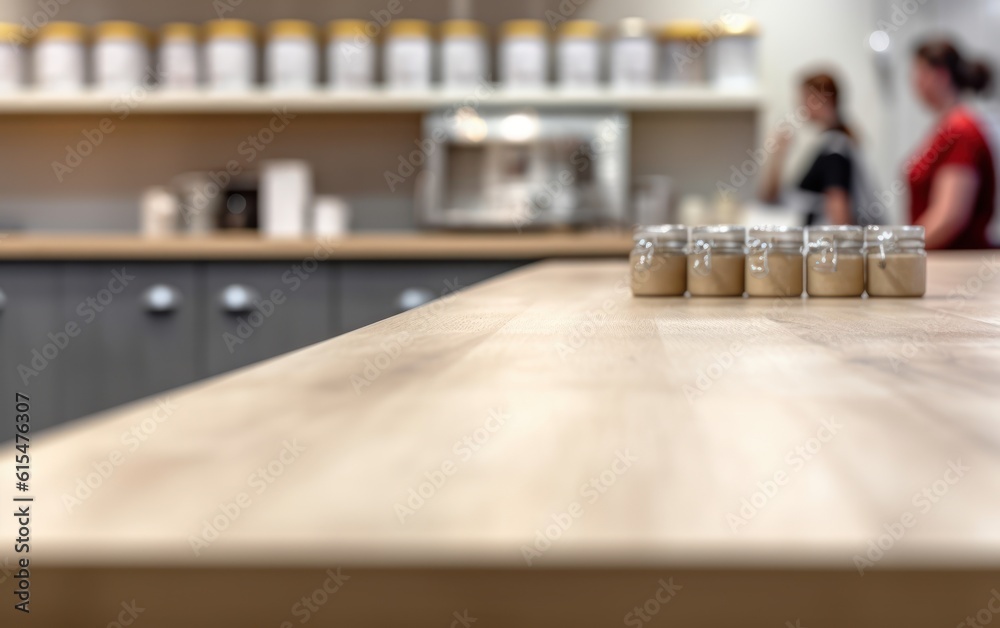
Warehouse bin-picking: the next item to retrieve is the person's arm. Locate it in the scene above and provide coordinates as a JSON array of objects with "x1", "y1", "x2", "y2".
[
  {"x1": 917, "y1": 165, "x2": 979, "y2": 249},
  {"x1": 759, "y1": 132, "x2": 792, "y2": 204},
  {"x1": 824, "y1": 188, "x2": 852, "y2": 225}
]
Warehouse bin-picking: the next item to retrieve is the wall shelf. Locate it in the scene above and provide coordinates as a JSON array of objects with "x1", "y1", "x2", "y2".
[{"x1": 0, "y1": 87, "x2": 762, "y2": 115}]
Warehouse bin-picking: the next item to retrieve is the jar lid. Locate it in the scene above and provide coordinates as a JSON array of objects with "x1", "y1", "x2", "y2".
[
  {"x1": 749, "y1": 225, "x2": 803, "y2": 245},
  {"x1": 613, "y1": 17, "x2": 651, "y2": 39},
  {"x1": 866, "y1": 225, "x2": 925, "y2": 245},
  {"x1": 715, "y1": 15, "x2": 759, "y2": 37},
  {"x1": 501, "y1": 20, "x2": 547, "y2": 39},
  {"x1": 385, "y1": 19, "x2": 432, "y2": 39},
  {"x1": 35, "y1": 21, "x2": 87, "y2": 43},
  {"x1": 441, "y1": 19, "x2": 487, "y2": 39},
  {"x1": 162, "y1": 22, "x2": 198, "y2": 42},
  {"x1": 204, "y1": 19, "x2": 257, "y2": 41},
  {"x1": 268, "y1": 19, "x2": 316, "y2": 40},
  {"x1": 95, "y1": 21, "x2": 149, "y2": 43},
  {"x1": 659, "y1": 20, "x2": 706, "y2": 40},
  {"x1": 808, "y1": 225, "x2": 864, "y2": 245},
  {"x1": 0, "y1": 22, "x2": 23, "y2": 44},
  {"x1": 558, "y1": 20, "x2": 602, "y2": 40},
  {"x1": 634, "y1": 224, "x2": 688, "y2": 245},
  {"x1": 327, "y1": 19, "x2": 368, "y2": 39},
  {"x1": 691, "y1": 224, "x2": 746, "y2": 244}
]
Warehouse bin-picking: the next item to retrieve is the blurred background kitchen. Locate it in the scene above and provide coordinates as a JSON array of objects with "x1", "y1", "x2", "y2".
[{"x1": 0, "y1": 0, "x2": 997, "y2": 434}]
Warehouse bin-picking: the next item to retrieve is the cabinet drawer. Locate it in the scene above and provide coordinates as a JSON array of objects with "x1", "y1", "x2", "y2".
[
  {"x1": 204, "y1": 263, "x2": 335, "y2": 376},
  {"x1": 339, "y1": 261, "x2": 522, "y2": 333},
  {"x1": 62, "y1": 263, "x2": 200, "y2": 421},
  {"x1": 0, "y1": 263, "x2": 65, "y2": 437}
]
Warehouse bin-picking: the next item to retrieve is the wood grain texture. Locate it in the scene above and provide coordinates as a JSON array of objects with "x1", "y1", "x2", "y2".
[
  {"x1": 0, "y1": 231, "x2": 632, "y2": 260},
  {"x1": 2, "y1": 251, "x2": 999, "y2": 626}
]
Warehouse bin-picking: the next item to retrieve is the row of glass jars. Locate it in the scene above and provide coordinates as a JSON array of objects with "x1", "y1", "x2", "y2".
[
  {"x1": 0, "y1": 16, "x2": 758, "y2": 93},
  {"x1": 630, "y1": 225, "x2": 927, "y2": 299}
]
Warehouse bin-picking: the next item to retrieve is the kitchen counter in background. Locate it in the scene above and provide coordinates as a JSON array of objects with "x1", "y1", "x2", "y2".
[
  {"x1": 0, "y1": 231, "x2": 633, "y2": 260},
  {"x1": 4, "y1": 252, "x2": 999, "y2": 627}
]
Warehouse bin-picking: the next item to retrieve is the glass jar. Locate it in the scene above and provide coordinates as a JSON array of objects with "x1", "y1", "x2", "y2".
[
  {"x1": 556, "y1": 20, "x2": 602, "y2": 89},
  {"x1": 688, "y1": 225, "x2": 746, "y2": 297},
  {"x1": 806, "y1": 225, "x2": 865, "y2": 297},
  {"x1": 865, "y1": 225, "x2": 927, "y2": 298},
  {"x1": 94, "y1": 21, "x2": 150, "y2": 92},
  {"x1": 745, "y1": 226, "x2": 804, "y2": 298},
  {"x1": 33, "y1": 22, "x2": 87, "y2": 91},
  {"x1": 204, "y1": 19, "x2": 257, "y2": 91},
  {"x1": 630, "y1": 225, "x2": 688, "y2": 297},
  {"x1": 440, "y1": 19, "x2": 489, "y2": 89},
  {"x1": 384, "y1": 19, "x2": 433, "y2": 91},
  {"x1": 499, "y1": 20, "x2": 548, "y2": 89},
  {"x1": 610, "y1": 18, "x2": 656, "y2": 90},
  {"x1": 659, "y1": 20, "x2": 708, "y2": 85},
  {"x1": 326, "y1": 20, "x2": 375, "y2": 90},
  {"x1": 159, "y1": 23, "x2": 199, "y2": 89},
  {"x1": 710, "y1": 15, "x2": 758, "y2": 89},
  {"x1": 266, "y1": 20, "x2": 318, "y2": 91},
  {"x1": 0, "y1": 23, "x2": 25, "y2": 91}
]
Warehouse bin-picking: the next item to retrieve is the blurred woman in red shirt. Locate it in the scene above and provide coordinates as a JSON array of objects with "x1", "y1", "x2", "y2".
[{"x1": 908, "y1": 39, "x2": 996, "y2": 249}]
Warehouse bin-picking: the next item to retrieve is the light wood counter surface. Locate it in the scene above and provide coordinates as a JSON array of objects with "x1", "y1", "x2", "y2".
[
  {"x1": 0, "y1": 231, "x2": 632, "y2": 260},
  {"x1": 2, "y1": 251, "x2": 1000, "y2": 627}
]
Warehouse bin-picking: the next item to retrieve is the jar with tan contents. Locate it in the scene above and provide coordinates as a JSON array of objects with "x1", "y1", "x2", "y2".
[
  {"x1": 806, "y1": 226, "x2": 865, "y2": 297},
  {"x1": 865, "y1": 225, "x2": 927, "y2": 298},
  {"x1": 688, "y1": 225, "x2": 746, "y2": 297},
  {"x1": 630, "y1": 225, "x2": 688, "y2": 297},
  {"x1": 746, "y1": 226, "x2": 804, "y2": 298}
]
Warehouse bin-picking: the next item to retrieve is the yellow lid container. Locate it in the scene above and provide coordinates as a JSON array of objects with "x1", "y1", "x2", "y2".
[
  {"x1": 204, "y1": 19, "x2": 257, "y2": 41},
  {"x1": 501, "y1": 19, "x2": 547, "y2": 39},
  {"x1": 95, "y1": 21, "x2": 150, "y2": 44},
  {"x1": 440, "y1": 19, "x2": 486, "y2": 39},
  {"x1": 268, "y1": 19, "x2": 316, "y2": 40},
  {"x1": 0, "y1": 22, "x2": 24, "y2": 44},
  {"x1": 659, "y1": 20, "x2": 706, "y2": 41},
  {"x1": 384, "y1": 19, "x2": 432, "y2": 39},
  {"x1": 327, "y1": 19, "x2": 369, "y2": 40},
  {"x1": 716, "y1": 15, "x2": 759, "y2": 37},
  {"x1": 161, "y1": 22, "x2": 199, "y2": 42},
  {"x1": 557, "y1": 20, "x2": 602, "y2": 40},
  {"x1": 35, "y1": 21, "x2": 87, "y2": 43}
]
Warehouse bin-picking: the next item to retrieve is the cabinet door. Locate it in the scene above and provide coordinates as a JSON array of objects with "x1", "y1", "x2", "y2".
[
  {"x1": 61, "y1": 263, "x2": 201, "y2": 422},
  {"x1": 339, "y1": 261, "x2": 523, "y2": 333},
  {"x1": 204, "y1": 263, "x2": 335, "y2": 376},
  {"x1": 0, "y1": 263, "x2": 65, "y2": 439}
]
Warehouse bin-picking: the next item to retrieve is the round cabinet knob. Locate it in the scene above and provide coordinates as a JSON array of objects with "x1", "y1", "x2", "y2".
[
  {"x1": 143, "y1": 284, "x2": 182, "y2": 313},
  {"x1": 396, "y1": 287, "x2": 435, "y2": 313},
  {"x1": 220, "y1": 284, "x2": 261, "y2": 314}
]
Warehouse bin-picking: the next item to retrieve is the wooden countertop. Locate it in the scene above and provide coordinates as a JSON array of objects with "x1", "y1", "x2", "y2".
[
  {"x1": 0, "y1": 231, "x2": 632, "y2": 260},
  {"x1": 4, "y1": 251, "x2": 1000, "y2": 626}
]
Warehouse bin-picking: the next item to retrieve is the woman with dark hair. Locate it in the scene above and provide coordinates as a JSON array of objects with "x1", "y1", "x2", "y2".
[
  {"x1": 760, "y1": 71, "x2": 873, "y2": 226},
  {"x1": 908, "y1": 39, "x2": 996, "y2": 249}
]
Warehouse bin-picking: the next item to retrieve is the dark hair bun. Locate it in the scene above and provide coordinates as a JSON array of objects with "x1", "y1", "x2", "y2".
[{"x1": 963, "y1": 60, "x2": 992, "y2": 94}]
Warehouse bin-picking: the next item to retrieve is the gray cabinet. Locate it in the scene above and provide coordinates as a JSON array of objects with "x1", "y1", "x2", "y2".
[
  {"x1": 0, "y1": 264, "x2": 65, "y2": 439},
  {"x1": 204, "y1": 263, "x2": 336, "y2": 376},
  {"x1": 61, "y1": 264, "x2": 201, "y2": 422},
  {"x1": 339, "y1": 261, "x2": 523, "y2": 333}
]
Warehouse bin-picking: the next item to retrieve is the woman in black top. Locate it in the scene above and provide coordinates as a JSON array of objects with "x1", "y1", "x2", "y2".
[{"x1": 760, "y1": 72, "x2": 871, "y2": 225}]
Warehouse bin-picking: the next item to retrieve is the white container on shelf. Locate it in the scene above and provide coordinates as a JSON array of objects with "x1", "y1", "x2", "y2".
[
  {"x1": 610, "y1": 18, "x2": 656, "y2": 90},
  {"x1": 261, "y1": 160, "x2": 312, "y2": 238},
  {"x1": 266, "y1": 20, "x2": 318, "y2": 90},
  {"x1": 94, "y1": 21, "x2": 150, "y2": 92},
  {"x1": 0, "y1": 23, "x2": 25, "y2": 91},
  {"x1": 204, "y1": 19, "x2": 257, "y2": 91},
  {"x1": 556, "y1": 20, "x2": 602, "y2": 89},
  {"x1": 499, "y1": 20, "x2": 548, "y2": 89},
  {"x1": 33, "y1": 22, "x2": 87, "y2": 91},
  {"x1": 659, "y1": 20, "x2": 708, "y2": 85},
  {"x1": 326, "y1": 20, "x2": 375, "y2": 90},
  {"x1": 313, "y1": 195, "x2": 351, "y2": 236},
  {"x1": 140, "y1": 186, "x2": 179, "y2": 237},
  {"x1": 158, "y1": 23, "x2": 199, "y2": 89},
  {"x1": 383, "y1": 19, "x2": 433, "y2": 90},
  {"x1": 440, "y1": 19, "x2": 488, "y2": 89},
  {"x1": 711, "y1": 16, "x2": 758, "y2": 88}
]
